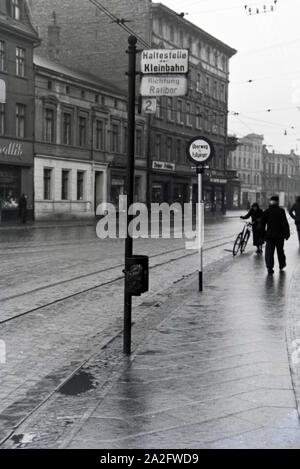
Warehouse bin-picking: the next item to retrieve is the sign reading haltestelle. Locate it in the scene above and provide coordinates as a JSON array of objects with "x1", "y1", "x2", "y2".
[
  {"x1": 140, "y1": 75, "x2": 188, "y2": 97},
  {"x1": 141, "y1": 49, "x2": 189, "y2": 74}
]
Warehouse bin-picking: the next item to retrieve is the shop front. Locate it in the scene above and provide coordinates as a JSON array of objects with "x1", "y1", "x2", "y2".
[
  {"x1": 226, "y1": 172, "x2": 241, "y2": 210},
  {"x1": 0, "y1": 140, "x2": 34, "y2": 221},
  {"x1": 192, "y1": 172, "x2": 227, "y2": 213},
  {"x1": 151, "y1": 161, "x2": 191, "y2": 205},
  {"x1": 110, "y1": 174, "x2": 126, "y2": 207}
]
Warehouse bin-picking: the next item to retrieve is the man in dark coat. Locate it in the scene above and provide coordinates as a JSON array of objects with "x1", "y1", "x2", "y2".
[
  {"x1": 18, "y1": 194, "x2": 28, "y2": 224},
  {"x1": 260, "y1": 195, "x2": 290, "y2": 274},
  {"x1": 289, "y1": 196, "x2": 300, "y2": 245},
  {"x1": 241, "y1": 202, "x2": 264, "y2": 253}
]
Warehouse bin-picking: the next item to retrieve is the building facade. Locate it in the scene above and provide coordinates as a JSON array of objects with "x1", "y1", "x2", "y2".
[
  {"x1": 150, "y1": 3, "x2": 236, "y2": 212},
  {"x1": 262, "y1": 148, "x2": 300, "y2": 208},
  {"x1": 29, "y1": 0, "x2": 236, "y2": 213},
  {"x1": 34, "y1": 56, "x2": 147, "y2": 220},
  {"x1": 0, "y1": 0, "x2": 39, "y2": 221},
  {"x1": 227, "y1": 134, "x2": 264, "y2": 208}
]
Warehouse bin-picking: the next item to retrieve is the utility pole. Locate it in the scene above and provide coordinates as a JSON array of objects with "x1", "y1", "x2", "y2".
[
  {"x1": 146, "y1": 113, "x2": 152, "y2": 210},
  {"x1": 124, "y1": 36, "x2": 137, "y2": 356}
]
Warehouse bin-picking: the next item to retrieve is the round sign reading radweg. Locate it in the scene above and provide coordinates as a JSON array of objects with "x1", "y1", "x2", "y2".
[{"x1": 186, "y1": 137, "x2": 215, "y2": 165}]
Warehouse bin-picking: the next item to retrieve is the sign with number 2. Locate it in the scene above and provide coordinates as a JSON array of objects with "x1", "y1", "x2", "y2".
[{"x1": 142, "y1": 98, "x2": 157, "y2": 114}]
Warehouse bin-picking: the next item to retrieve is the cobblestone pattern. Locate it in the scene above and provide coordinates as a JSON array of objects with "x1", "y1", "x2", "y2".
[
  {"x1": 0, "y1": 219, "x2": 239, "y2": 443},
  {"x1": 3, "y1": 235, "x2": 300, "y2": 449},
  {"x1": 1, "y1": 255, "x2": 234, "y2": 449}
]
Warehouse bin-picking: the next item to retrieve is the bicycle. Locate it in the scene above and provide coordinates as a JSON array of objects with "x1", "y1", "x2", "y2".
[{"x1": 233, "y1": 221, "x2": 252, "y2": 256}]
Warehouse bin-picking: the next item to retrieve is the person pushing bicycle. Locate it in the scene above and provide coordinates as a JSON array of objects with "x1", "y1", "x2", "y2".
[{"x1": 240, "y1": 202, "x2": 264, "y2": 254}]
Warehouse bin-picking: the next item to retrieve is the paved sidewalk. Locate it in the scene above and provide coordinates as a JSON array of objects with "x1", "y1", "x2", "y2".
[{"x1": 4, "y1": 236, "x2": 300, "y2": 449}]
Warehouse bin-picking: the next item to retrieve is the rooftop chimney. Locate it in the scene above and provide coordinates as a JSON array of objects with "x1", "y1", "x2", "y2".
[{"x1": 48, "y1": 11, "x2": 60, "y2": 61}]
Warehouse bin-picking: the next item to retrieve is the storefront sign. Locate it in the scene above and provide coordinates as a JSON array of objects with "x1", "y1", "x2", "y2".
[
  {"x1": 0, "y1": 142, "x2": 23, "y2": 159},
  {"x1": 141, "y1": 49, "x2": 189, "y2": 75},
  {"x1": 152, "y1": 161, "x2": 176, "y2": 171},
  {"x1": 140, "y1": 75, "x2": 188, "y2": 97},
  {"x1": 186, "y1": 137, "x2": 215, "y2": 165},
  {"x1": 210, "y1": 178, "x2": 227, "y2": 184}
]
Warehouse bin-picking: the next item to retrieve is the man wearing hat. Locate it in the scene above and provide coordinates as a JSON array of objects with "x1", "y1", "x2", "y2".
[
  {"x1": 260, "y1": 195, "x2": 290, "y2": 274},
  {"x1": 288, "y1": 196, "x2": 300, "y2": 246}
]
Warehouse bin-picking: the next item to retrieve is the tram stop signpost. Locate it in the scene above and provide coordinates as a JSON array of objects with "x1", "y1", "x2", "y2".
[
  {"x1": 123, "y1": 38, "x2": 191, "y2": 356},
  {"x1": 186, "y1": 137, "x2": 215, "y2": 292}
]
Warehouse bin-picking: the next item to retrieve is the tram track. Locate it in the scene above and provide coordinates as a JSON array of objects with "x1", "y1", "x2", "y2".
[
  {"x1": 0, "y1": 235, "x2": 235, "y2": 447},
  {"x1": 0, "y1": 235, "x2": 234, "y2": 326}
]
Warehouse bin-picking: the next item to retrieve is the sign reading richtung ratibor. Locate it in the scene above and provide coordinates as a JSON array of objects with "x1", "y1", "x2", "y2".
[
  {"x1": 141, "y1": 49, "x2": 189, "y2": 74},
  {"x1": 140, "y1": 75, "x2": 188, "y2": 97}
]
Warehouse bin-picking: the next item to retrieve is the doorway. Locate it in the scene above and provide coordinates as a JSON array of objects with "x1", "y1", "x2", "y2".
[{"x1": 94, "y1": 171, "x2": 104, "y2": 214}]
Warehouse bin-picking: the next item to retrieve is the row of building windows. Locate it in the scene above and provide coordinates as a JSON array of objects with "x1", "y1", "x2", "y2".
[
  {"x1": 0, "y1": 103, "x2": 26, "y2": 137},
  {"x1": 264, "y1": 162, "x2": 295, "y2": 176},
  {"x1": 229, "y1": 156, "x2": 262, "y2": 170},
  {"x1": 153, "y1": 134, "x2": 224, "y2": 167},
  {"x1": 155, "y1": 19, "x2": 227, "y2": 71},
  {"x1": 43, "y1": 106, "x2": 145, "y2": 155},
  {"x1": 239, "y1": 173, "x2": 261, "y2": 185},
  {"x1": 194, "y1": 73, "x2": 226, "y2": 101},
  {"x1": 43, "y1": 168, "x2": 85, "y2": 201},
  {"x1": 236, "y1": 144, "x2": 262, "y2": 154},
  {"x1": 43, "y1": 79, "x2": 125, "y2": 111},
  {"x1": 156, "y1": 98, "x2": 225, "y2": 135},
  {"x1": 0, "y1": 40, "x2": 26, "y2": 77}
]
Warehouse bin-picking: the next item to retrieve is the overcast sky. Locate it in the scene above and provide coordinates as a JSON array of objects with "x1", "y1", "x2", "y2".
[{"x1": 162, "y1": 0, "x2": 300, "y2": 154}]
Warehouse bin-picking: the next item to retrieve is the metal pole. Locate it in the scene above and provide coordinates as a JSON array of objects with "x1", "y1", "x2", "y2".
[
  {"x1": 124, "y1": 35, "x2": 137, "y2": 355},
  {"x1": 146, "y1": 113, "x2": 152, "y2": 211},
  {"x1": 198, "y1": 168, "x2": 204, "y2": 292}
]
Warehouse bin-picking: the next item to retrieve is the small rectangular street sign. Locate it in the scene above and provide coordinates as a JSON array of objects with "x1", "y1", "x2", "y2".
[
  {"x1": 142, "y1": 97, "x2": 157, "y2": 114},
  {"x1": 141, "y1": 49, "x2": 189, "y2": 74},
  {"x1": 140, "y1": 75, "x2": 188, "y2": 97}
]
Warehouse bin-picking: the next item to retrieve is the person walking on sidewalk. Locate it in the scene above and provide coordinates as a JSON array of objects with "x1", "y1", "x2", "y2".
[
  {"x1": 18, "y1": 194, "x2": 28, "y2": 224},
  {"x1": 260, "y1": 195, "x2": 290, "y2": 275},
  {"x1": 288, "y1": 196, "x2": 300, "y2": 246},
  {"x1": 240, "y1": 202, "x2": 264, "y2": 254}
]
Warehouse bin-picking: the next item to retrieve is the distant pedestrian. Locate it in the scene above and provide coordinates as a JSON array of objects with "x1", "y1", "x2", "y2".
[
  {"x1": 288, "y1": 196, "x2": 300, "y2": 246},
  {"x1": 260, "y1": 195, "x2": 290, "y2": 274},
  {"x1": 240, "y1": 202, "x2": 264, "y2": 253},
  {"x1": 18, "y1": 194, "x2": 28, "y2": 224}
]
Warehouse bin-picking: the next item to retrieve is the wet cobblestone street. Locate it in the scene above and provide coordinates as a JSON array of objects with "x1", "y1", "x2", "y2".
[{"x1": 1, "y1": 215, "x2": 300, "y2": 448}]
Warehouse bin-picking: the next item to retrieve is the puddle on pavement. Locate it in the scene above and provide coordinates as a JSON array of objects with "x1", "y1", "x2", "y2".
[
  {"x1": 58, "y1": 370, "x2": 97, "y2": 396},
  {"x1": 140, "y1": 350, "x2": 162, "y2": 355},
  {"x1": 11, "y1": 433, "x2": 36, "y2": 447}
]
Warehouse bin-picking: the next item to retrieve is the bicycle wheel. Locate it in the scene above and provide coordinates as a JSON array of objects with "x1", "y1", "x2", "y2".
[
  {"x1": 240, "y1": 230, "x2": 250, "y2": 253},
  {"x1": 233, "y1": 232, "x2": 243, "y2": 256}
]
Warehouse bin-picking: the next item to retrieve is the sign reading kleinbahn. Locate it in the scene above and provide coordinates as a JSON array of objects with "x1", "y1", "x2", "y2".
[
  {"x1": 141, "y1": 49, "x2": 189, "y2": 74},
  {"x1": 140, "y1": 75, "x2": 188, "y2": 97},
  {"x1": 186, "y1": 137, "x2": 215, "y2": 165}
]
